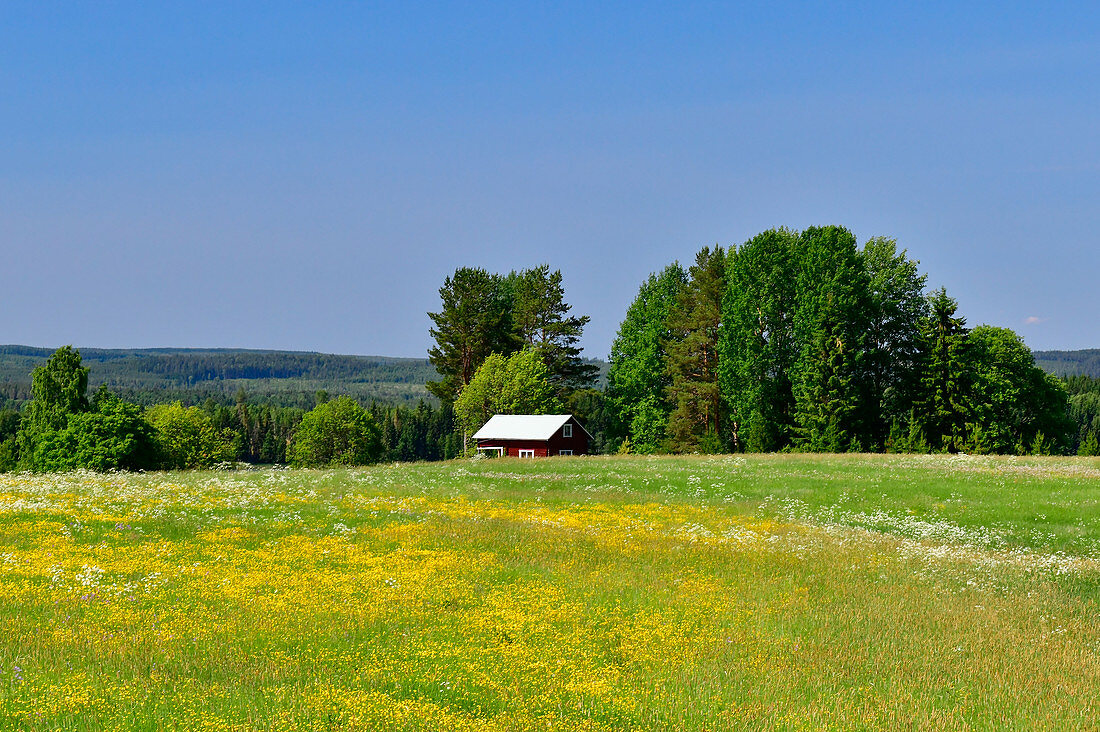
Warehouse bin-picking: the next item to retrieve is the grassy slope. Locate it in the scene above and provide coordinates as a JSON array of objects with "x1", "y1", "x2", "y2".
[{"x1": 1, "y1": 454, "x2": 1098, "y2": 730}]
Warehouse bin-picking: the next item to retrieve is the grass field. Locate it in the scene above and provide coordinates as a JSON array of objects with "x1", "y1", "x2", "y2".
[{"x1": 1, "y1": 454, "x2": 1099, "y2": 730}]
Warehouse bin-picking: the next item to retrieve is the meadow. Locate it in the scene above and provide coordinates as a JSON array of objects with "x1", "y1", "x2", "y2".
[{"x1": 1, "y1": 453, "x2": 1098, "y2": 730}]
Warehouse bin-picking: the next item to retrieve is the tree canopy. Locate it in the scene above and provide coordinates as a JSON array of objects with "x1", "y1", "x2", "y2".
[
  {"x1": 454, "y1": 349, "x2": 563, "y2": 434},
  {"x1": 289, "y1": 396, "x2": 383, "y2": 468}
]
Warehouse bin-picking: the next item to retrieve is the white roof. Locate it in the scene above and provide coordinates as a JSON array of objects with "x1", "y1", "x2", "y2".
[{"x1": 472, "y1": 414, "x2": 585, "y2": 441}]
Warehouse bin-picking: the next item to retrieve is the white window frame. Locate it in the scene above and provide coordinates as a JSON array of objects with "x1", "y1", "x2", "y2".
[
  {"x1": 563, "y1": 423, "x2": 573, "y2": 438},
  {"x1": 477, "y1": 447, "x2": 504, "y2": 457},
  {"x1": 559, "y1": 449, "x2": 573, "y2": 456},
  {"x1": 518, "y1": 449, "x2": 535, "y2": 458}
]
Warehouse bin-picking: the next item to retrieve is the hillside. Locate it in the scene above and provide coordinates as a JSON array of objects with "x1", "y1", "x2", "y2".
[
  {"x1": 1034, "y1": 349, "x2": 1100, "y2": 378},
  {"x1": 0, "y1": 345, "x2": 437, "y2": 409}
]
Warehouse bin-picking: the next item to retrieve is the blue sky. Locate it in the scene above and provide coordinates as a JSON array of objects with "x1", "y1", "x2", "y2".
[{"x1": 2, "y1": 2, "x2": 1098, "y2": 357}]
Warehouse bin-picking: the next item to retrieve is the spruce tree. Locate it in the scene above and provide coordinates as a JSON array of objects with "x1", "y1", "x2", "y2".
[
  {"x1": 791, "y1": 226, "x2": 873, "y2": 452},
  {"x1": 916, "y1": 288, "x2": 970, "y2": 452}
]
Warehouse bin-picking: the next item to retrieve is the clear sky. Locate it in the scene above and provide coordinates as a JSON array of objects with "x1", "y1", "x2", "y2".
[{"x1": 3, "y1": 2, "x2": 1098, "y2": 358}]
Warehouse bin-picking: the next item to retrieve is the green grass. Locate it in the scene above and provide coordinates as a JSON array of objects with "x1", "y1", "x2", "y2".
[{"x1": 1, "y1": 453, "x2": 1098, "y2": 730}]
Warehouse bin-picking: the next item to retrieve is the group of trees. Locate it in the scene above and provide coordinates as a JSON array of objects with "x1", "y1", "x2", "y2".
[
  {"x1": 3, "y1": 231, "x2": 1093, "y2": 472},
  {"x1": 0, "y1": 348, "x2": 457, "y2": 472},
  {"x1": 427, "y1": 265, "x2": 604, "y2": 444},
  {"x1": 609, "y1": 227, "x2": 1076, "y2": 455}
]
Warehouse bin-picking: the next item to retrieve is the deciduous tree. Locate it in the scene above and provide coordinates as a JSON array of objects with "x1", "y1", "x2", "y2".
[
  {"x1": 454, "y1": 349, "x2": 563, "y2": 434},
  {"x1": 289, "y1": 397, "x2": 383, "y2": 467},
  {"x1": 791, "y1": 226, "x2": 872, "y2": 452},
  {"x1": 718, "y1": 229, "x2": 800, "y2": 451},
  {"x1": 607, "y1": 263, "x2": 687, "y2": 452}
]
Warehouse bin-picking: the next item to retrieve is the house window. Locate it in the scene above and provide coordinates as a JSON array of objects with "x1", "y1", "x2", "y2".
[
  {"x1": 559, "y1": 450, "x2": 573, "y2": 456},
  {"x1": 518, "y1": 449, "x2": 535, "y2": 458},
  {"x1": 563, "y1": 424, "x2": 573, "y2": 438}
]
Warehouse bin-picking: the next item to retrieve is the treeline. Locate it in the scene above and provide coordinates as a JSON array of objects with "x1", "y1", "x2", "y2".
[
  {"x1": 608, "y1": 227, "x2": 1078, "y2": 455},
  {"x1": 0, "y1": 348, "x2": 462, "y2": 472},
  {"x1": 0, "y1": 346, "x2": 436, "y2": 410},
  {"x1": 1035, "y1": 350, "x2": 1100, "y2": 379}
]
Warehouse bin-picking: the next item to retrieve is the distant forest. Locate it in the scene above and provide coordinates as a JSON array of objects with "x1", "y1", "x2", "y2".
[
  {"x1": 0, "y1": 346, "x2": 437, "y2": 410},
  {"x1": 1033, "y1": 350, "x2": 1100, "y2": 378}
]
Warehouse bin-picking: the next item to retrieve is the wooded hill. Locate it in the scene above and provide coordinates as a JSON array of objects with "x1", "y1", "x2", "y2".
[
  {"x1": 0, "y1": 346, "x2": 437, "y2": 409},
  {"x1": 1033, "y1": 350, "x2": 1100, "y2": 378},
  {"x1": 0, "y1": 345, "x2": 609, "y2": 412}
]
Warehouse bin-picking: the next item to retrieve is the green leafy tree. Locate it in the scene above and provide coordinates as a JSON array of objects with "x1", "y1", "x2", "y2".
[
  {"x1": 915, "y1": 289, "x2": 971, "y2": 452},
  {"x1": 861, "y1": 237, "x2": 929, "y2": 447},
  {"x1": 147, "y1": 401, "x2": 240, "y2": 469},
  {"x1": 607, "y1": 263, "x2": 687, "y2": 452},
  {"x1": 18, "y1": 346, "x2": 91, "y2": 470},
  {"x1": 427, "y1": 268, "x2": 514, "y2": 404},
  {"x1": 34, "y1": 393, "x2": 159, "y2": 472},
  {"x1": 507, "y1": 264, "x2": 597, "y2": 393},
  {"x1": 791, "y1": 226, "x2": 873, "y2": 452},
  {"x1": 454, "y1": 349, "x2": 563, "y2": 434},
  {"x1": 665, "y1": 246, "x2": 728, "y2": 452},
  {"x1": 289, "y1": 396, "x2": 383, "y2": 468},
  {"x1": 718, "y1": 229, "x2": 800, "y2": 452},
  {"x1": 965, "y1": 326, "x2": 1074, "y2": 454}
]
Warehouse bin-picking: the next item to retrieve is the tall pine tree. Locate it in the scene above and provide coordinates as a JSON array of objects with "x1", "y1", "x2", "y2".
[
  {"x1": 427, "y1": 268, "x2": 514, "y2": 404},
  {"x1": 507, "y1": 265, "x2": 597, "y2": 394},
  {"x1": 665, "y1": 246, "x2": 728, "y2": 452}
]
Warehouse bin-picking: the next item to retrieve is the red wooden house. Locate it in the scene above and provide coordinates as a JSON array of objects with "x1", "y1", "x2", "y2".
[{"x1": 472, "y1": 414, "x2": 591, "y2": 457}]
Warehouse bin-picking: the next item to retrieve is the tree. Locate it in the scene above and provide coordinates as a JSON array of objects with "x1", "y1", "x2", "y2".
[
  {"x1": 507, "y1": 265, "x2": 598, "y2": 393},
  {"x1": 427, "y1": 268, "x2": 514, "y2": 403},
  {"x1": 147, "y1": 401, "x2": 239, "y2": 469},
  {"x1": 607, "y1": 263, "x2": 687, "y2": 452},
  {"x1": 18, "y1": 346, "x2": 91, "y2": 470},
  {"x1": 454, "y1": 349, "x2": 563, "y2": 434},
  {"x1": 0, "y1": 410, "x2": 19, "y2": 472},
  {"x1": 33, "y1": 393, "x2": 159, "y2": 472},
  {"x1": 916, "y1": 289, "x2": 971, "y2": 452},
  {"x1": 665, "y1": 246, "x2": 728, "y2": 452},
  {"x1": 791, "y1": 226, "x2": 873, "y2": 452},
  {"x1": 289, "y1": 397, "x2": 383, "y2": 468},
  {"x1": 718, "y1": 229, "x2": 801, "y2": 452},
  {"x1": 965, "y1": 326, "x2": 1074, "y2": 454},
  {"x1": 861, "y1": 238, "x2": 929, "y2": 447}
]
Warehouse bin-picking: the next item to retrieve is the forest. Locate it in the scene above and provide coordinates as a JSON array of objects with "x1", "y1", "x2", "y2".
[
  {"x1": 428, "y1": 228, "x2": 1097, "y2": 457},
  {"x1": 1, "y1": 225, "x2": 1099, "y2": 472},
  {"x1": 0, "y1": 346, "x2": 434, "y2": 409}
]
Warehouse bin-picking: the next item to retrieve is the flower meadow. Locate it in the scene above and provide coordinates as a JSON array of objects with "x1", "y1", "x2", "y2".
[{"x1": 1, "y1": 454, "x2": 1099, "y2": 730}]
